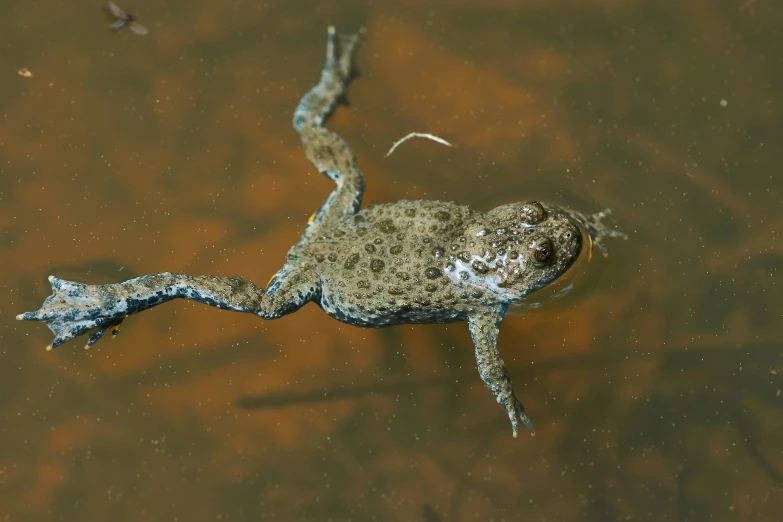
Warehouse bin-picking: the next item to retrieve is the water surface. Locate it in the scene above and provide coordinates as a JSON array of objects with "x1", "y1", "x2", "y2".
[{"x1": 1, "y1": 1, "x2": 781, "y2": 520}]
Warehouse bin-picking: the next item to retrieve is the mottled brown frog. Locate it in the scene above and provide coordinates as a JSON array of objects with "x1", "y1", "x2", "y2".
[{"x1": 17, "y1": 27, "x2": 624, "y2": 437}]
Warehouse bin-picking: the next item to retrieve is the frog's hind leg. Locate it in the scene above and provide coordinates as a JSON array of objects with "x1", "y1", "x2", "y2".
[
  {"x1": 294, "y1": 27, "x2": 363, "y2": 130},
  {"x1": 17, "y1": 270, "x2": 321, "y2": 350},
  {"x1": 293, "y1": 27, "x2": 366, "y2": 236}
]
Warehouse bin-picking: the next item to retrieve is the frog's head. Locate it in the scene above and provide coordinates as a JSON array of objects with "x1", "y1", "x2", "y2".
[{"x1": 449, "y1": 201, "x2": 582, "y2": 302}]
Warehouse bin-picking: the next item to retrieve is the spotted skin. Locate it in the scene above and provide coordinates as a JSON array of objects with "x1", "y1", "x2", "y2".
[{"x1": 17, "y1": 27, "x2": 625, "y2": 438}]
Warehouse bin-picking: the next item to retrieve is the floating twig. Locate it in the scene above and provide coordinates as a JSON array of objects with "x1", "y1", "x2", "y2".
[{"x1": 386, "y1": 132, "x2": 455, "y2": 157}]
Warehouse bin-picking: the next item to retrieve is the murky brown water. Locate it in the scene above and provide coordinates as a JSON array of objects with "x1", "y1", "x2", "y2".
[{"x1": 2, "y1": 1, "x2": 781, "y2": 520}]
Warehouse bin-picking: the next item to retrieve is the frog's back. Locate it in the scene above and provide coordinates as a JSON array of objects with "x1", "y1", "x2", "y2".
[{"x1": 308, "y1": 200, "x2": 480, "y2": 327}]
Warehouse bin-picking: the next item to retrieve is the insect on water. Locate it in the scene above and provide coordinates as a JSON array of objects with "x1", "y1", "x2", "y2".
[{"x1": 103, "y1": 2, "x2": 149, "y2": 35}]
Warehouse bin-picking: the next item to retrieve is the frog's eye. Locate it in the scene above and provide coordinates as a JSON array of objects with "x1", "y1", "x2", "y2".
[
  {"x1": 520, "y1": 202, "x2": 547, "y2": 225},
  {"x1": 529, "y1": 238, "x2": 554, "y2": 265}
]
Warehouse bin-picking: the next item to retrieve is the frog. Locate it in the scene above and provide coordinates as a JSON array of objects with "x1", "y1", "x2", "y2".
[{"x1": 17, "y1": 27, "x2": 625, "y2": 437}]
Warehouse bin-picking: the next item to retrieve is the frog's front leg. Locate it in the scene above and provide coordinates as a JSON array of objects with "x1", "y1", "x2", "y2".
[
  {"x1": 17, "y1": 270, "x2": 319, "y2": 350},
  {"x1": 468, "y1": 310, "x2": 536, "y2": 437}
]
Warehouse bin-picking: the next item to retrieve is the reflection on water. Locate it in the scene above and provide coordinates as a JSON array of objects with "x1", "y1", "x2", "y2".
[{"x1": 1, "y1": 0, "x2": 781, "y2": 520}]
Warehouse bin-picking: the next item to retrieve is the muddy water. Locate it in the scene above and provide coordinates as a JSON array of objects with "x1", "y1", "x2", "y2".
[{"x1": 1, "y1": 1, "x2": 781, "y2": 521}]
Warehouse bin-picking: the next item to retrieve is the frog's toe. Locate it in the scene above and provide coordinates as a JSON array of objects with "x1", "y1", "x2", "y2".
[
  {"x1": 46, "y1": 319, "x2": 98, "y2": 351},
  {"x1": 85, "y1": 317, "x2": 126, "y2": 348},
  {"x1": 111, "y1": 321, "x2": 124, "y2": 339},
  {"x1": 333, "y1": 27, "x2": 365, "y2": 79},
  {"x1": 85, "y1": 326, "x2": 108, "y2": 349},
  {"x1": 507, "y1": 397, "x2": 536, "y2": 438},
  {"x1": 517, "y1": 410, "x2": 536, "y2": 437}
]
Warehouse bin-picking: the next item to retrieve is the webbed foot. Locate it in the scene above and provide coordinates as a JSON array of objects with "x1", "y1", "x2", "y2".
[{"x1": 17, "y1": 276, "x2": 130, "y2": 350}]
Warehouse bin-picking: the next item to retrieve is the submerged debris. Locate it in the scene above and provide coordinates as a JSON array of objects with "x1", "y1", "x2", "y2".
[{"x1": 17, "y1": 68, "x2": 33, "y2": 78}]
